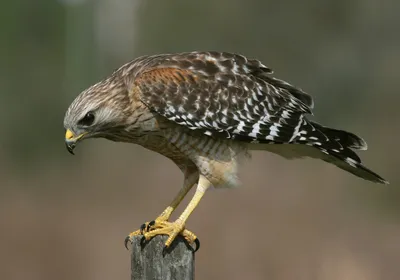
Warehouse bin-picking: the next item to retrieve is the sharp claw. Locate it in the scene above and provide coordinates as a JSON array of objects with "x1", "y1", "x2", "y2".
[
  {"x1": 162, "y1": 245, "x2": 169, "y2": 257},
  {"x1": 194, "y1": 238, "x2": 200, "y2": 252},
  {"x1": 140, "y1": 236, "x2": 147, "y2": 247},
  {"x1": 140, "y1": 223, "x2": 146, "y2": 234},
  {"x1": 124, "y1": 236, "x2": 131, "y2": 250},
  {"x1": 147, "y1": 220, "x2": 155, "y2": 231}
]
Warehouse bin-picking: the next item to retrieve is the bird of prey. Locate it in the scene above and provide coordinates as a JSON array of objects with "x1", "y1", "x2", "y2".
[{"x1": 64, "y1": 51, "x2": 388, "y2": 251}]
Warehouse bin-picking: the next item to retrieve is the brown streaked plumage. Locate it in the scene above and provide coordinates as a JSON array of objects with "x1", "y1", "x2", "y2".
[{"x1": 63, "y1": 51, "x2": 388, "y2": 251}]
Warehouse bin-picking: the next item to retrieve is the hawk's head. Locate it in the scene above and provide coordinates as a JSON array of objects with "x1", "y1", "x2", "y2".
[{"x1": 63, "y1": 77, "x2": 131, "y2": 155}]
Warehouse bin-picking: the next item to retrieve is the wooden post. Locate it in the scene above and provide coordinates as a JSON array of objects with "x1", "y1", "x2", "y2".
[{"x1": 130, "y1": 235, "x2": 195, "y2": 280}]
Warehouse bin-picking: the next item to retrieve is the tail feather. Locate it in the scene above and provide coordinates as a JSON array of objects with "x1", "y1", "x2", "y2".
[
  {"x1": 309, "y1": 121, "x2": 367, "y2": 150},
  {"x1": 294, "y1": 120, "x2": 388, "y2": 184},
  {"x1": 320, "y1": 147, "x2": 388, "y2": 184}
]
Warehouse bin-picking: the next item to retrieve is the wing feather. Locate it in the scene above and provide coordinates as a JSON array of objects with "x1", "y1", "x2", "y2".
[{"x1": 133, "y1": 51, "x2": 314, "y2": 143}]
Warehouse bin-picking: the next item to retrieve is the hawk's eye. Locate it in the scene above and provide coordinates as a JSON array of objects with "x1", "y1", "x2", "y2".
[{"x1": 78, "y1": 112, "x2": 95, "y2": 126}]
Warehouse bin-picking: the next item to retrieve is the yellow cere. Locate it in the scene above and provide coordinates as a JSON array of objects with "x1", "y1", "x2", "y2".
[{"x1": 65, "y1": 129, "x2": 74, "y2": 140}]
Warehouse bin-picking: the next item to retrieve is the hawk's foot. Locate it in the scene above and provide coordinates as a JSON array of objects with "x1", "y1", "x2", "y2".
[
  {"x1": 143, "y1": 220, "x2": 199, "y2": 251},
  {"x1": 138, "y1": 208, "x2": 174, "y2": 233},
  {"x1": 124, "y1": 220, "x2": 199, "y2": 252},
  {"x1": 139, "y1": 219, "x2": 163, "y2": 234},
  {"x1": 124, "y1": 214, "x2": 170, "y2": 250}
]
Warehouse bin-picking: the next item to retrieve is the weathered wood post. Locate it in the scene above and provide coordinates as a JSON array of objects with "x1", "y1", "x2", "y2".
[{"x1": 130, "y1": 235, "x2": 195, "y2": 280}]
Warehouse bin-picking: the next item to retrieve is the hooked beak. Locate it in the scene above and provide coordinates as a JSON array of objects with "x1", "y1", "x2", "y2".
[{"x1": 65, "y1": 129, "x2": 86, "y2": 155}]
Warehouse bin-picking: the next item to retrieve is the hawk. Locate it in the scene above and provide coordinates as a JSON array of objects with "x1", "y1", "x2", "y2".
[{"x1": 64, "y1": 51, "x2": 388, "y2": 251}]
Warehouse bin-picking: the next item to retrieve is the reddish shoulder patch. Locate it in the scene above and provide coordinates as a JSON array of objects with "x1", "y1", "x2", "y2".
[{"x1": 136, "y1": 68, "x2": 198, "y2": 86}]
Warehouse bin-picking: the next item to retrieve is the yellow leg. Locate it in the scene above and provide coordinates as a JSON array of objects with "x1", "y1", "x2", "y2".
[
  {"x1": 154, "y1": 171, "x2": 199, "y2": 223},
  {"x1": 125, "y1": 171, "x2": 199, "y2": 248},
  {"x1": 143, "y1": 175, "x2": 211, "y2": 249}
]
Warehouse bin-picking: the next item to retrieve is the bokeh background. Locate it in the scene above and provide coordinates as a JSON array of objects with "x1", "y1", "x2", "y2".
[{"x1": 1, "y1": 1, "x2": 399, "y2": 279}]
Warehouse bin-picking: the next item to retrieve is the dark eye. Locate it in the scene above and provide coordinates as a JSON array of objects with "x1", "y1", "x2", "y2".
[{"x1": 78, "y1": 112, "x2": 95, "y2": 126}]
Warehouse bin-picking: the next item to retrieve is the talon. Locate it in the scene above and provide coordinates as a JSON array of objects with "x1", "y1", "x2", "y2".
[
  {"x1": 140, "y1": 236, "x2": 147, "y2": 247},
  {"x1": 124, "y1": 235, "x2": 132, "y2": 250},
  {"x1": 194, "y1": 238, "x2": 200, "y2": 252},
  {"x1": 147, "y1": 220, "x2": 155, "y2": 231},
  {"x1": 123, "y1": 229, "x2": 141, "y2": 249},
  {"x1": 162, "y1": 245, "x2": 169, "y2": 257},
  {"x1": 140, "y1": 223, "x2": 146, "y2": 234}
]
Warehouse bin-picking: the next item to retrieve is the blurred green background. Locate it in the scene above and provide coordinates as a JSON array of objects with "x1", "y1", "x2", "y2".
[{"x1": 1, "y1": 0, "x2": 399, "y2": 279}]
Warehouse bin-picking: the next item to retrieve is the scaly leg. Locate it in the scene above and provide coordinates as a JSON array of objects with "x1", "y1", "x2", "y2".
[
  {"x1": 150, "y1": 171, "x2": 199, "y2": 225},
  {"x1": 125, "y1": 170, "x2": 199, "y2": 249},
  {"x1": 142, "y1": 175, "x2": 211, "y2": 250}
]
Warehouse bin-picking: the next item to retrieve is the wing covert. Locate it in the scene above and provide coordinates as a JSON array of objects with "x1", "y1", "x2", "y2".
[{"x1": 133, "y1": 51, "x2": 313, "y2": 144}]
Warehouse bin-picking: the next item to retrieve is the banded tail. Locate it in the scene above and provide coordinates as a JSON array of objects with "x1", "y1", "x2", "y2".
[{"x1": 295, "y1": 120, "x2": 388, "y2": 184}]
